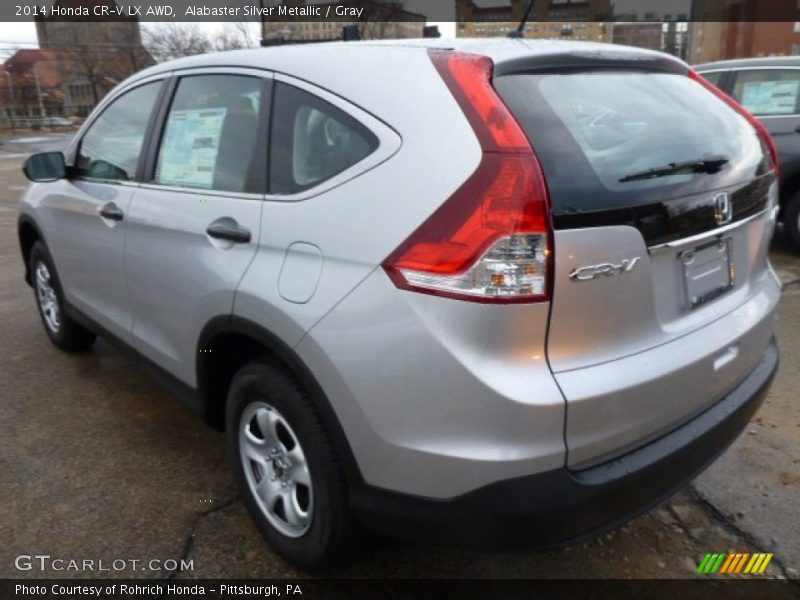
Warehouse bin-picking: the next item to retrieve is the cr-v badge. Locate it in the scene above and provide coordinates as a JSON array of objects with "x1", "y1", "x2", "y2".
[{"x1": 569, "y1": 257, "x2": 641, "y2": 281}]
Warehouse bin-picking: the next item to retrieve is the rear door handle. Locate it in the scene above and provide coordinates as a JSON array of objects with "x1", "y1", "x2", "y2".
[
  {"x1": 206, "y1": 221, "x2": 251, "y2": 244},
  {"x1": 99, "y1": 202, "x2": 124, "y2": 221}
]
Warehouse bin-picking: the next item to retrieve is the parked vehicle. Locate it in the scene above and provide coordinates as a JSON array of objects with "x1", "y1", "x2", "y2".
[
  {"x1": 697, "y1": 56, "x2": 800, "y2": 250},
  {"x1": 12, "y1": 116, "x2": 75, "y2": 130},
  {"x1": 18, "y1": 40, "x2": 781, "y2": 569},
  {"x1": 42, "y1": 116, "x2": 74, "y2": 128}
]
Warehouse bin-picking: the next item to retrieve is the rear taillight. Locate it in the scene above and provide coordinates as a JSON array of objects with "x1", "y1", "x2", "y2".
[
  {"x1": 382, "y1": 50, "x2": 552, "y2": 304},
  {"x1": 689, "y1": 70, "x2": 779, "y2": 177}
]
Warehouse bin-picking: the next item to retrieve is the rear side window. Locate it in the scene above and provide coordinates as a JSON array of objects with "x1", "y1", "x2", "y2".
[
  {"x1": 155, "y1": 75, "x2": 262, "y2": 193},
  {"x1": 77, "y1": 81, "x2": 162, "y2": 181},
  {"x1": 496, "y1": 71, "x2": 766, "y2": 214},
  {"x1": 270, "y1": 82, "x2": 378, "y2": 195},
  {"x1": 698, "y1": 71, "x2": 725, "y2": 87},
  {"x1": 731, "y1": 69, "x2": 800, "y2": 115}
]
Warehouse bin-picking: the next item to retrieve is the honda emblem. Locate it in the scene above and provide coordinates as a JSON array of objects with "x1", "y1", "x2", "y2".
[{"x1": 714, "y1": 192, "x2": 733, "y2": 226}]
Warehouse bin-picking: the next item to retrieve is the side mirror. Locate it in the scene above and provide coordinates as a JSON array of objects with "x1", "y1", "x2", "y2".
[{"x1": 23, "y1": 151, "x2": 67, "y2": 182}]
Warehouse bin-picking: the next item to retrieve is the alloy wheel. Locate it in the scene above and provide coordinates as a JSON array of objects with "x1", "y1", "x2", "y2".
[
  {"x1": 35, "y1": 261, "x2": 60, "y2": 334},
  {"x1": 239, "y1": 401, "x2": 313, "y2": 538}
]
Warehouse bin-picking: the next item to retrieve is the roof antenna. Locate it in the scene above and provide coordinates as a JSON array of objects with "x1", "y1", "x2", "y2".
[{"x1": 508, "y1": 0, "x2": 535, "y2": 38}]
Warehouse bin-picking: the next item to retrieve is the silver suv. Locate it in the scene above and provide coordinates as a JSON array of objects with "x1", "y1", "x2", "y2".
[{"x1": 17, "y1": 40, "x2": 781, "y2": 569}]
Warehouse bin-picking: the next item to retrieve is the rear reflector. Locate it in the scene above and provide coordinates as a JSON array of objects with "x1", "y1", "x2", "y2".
[
  {"x1": 382, "y1": 50, "x2": 553, "y2": 304},
  {"x1": 690, "y1": 70, "x2": 779, "y2": 177}
]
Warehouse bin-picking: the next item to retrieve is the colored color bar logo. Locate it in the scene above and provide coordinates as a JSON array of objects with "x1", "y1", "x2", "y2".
[{"x1": 696, "y1": 552, "x2": 773, "y2": 574}]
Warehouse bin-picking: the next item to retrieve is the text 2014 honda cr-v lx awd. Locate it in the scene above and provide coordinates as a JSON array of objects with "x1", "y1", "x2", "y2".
[{"x1": 17, "y1": 39, "x2": 781, "y2": 569}]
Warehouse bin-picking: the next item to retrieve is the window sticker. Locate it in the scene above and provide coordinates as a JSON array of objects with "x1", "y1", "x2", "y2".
[
  {"x1": 158, "y1": 108, "x2": 227, "y2": 188},
  {"x1": 740, "y1": 80, "x2": 800, "y2": 115}
]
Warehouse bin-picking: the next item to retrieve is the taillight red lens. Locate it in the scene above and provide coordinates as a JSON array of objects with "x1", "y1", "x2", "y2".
[
  {"x1": 389, "y1": 154, "x2": 548, "y2": 275},
  {"x1": 435, "y1": 52, "x2": 531, "y2": 153},
  {"x1": 689, "y1": 70, "x2": 779, "y2": 177},
  {"x1": 382, "y1": 50, "x2": 552, "y2": 304}
]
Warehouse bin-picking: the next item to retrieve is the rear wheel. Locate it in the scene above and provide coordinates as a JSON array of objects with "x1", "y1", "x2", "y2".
[
  {"x1": 226, "y1": 360, "x2": 356, "y2": 571},
  {"x1": 29, "y1": 242, "x2": 96, "y2": 352},
  {"x1": 785, "y1": 193, "x2": 800, "y2": 252}
]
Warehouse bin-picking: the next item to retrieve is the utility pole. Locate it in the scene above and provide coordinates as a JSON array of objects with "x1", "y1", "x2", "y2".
[
  {"x1": 259, "y1": 0, "x2": 266, "y2": 46},
  {"x1": 4, "y1": 69, "x2": 13, "y2": 105},
  {"x1": 33, "y1": 66, "x2": 46, "y2": 118},
  {"x1": 3, "y1": 69, "x2": 15, "y2": 135}
]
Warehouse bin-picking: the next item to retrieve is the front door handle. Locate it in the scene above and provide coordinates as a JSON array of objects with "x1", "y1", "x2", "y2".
[
  {"x1": 206, "y1": 221, "x2": 251, "y2": 244},
  {"x1": 99, "y1": 202, "x2": 124, "y2": 221}
]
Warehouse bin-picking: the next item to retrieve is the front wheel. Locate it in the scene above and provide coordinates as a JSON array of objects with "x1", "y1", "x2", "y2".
[
  {"x1": 29, "y1": 241, "x2": 96, "y2": 352},
  {"x1": 226, "y1": 360, "x2": 357, "y2": 570}
]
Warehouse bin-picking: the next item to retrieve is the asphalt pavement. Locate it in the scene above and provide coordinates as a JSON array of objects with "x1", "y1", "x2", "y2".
[{"x1": 1, "y1": 135, "x2": 798, "y2": 580}]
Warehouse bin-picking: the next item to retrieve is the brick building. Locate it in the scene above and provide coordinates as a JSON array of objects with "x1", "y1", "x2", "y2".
[
  {"x1": 2, "y1": 0, "x2": 153, "y2": 120},
  {"x1": 262, "y1": 1, "x2": 425, "y2": 42},
  {"x1": 690, "y1": 0, "x2": 800, "y2": 63},
  {"x1": 456, "y1": 0, "x2": 611, "y2": 43}
]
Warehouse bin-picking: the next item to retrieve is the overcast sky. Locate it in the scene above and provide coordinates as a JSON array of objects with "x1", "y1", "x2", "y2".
[
  {"x1": 0, "y1": 20, "x2": 458, "y2": 59},
  {"x1": 0, "y1": 0, "x2": 461, "y2": 56},
  {"x1": 0, "y1": 0, "x2": 692, "y2": 58},
  {"x1": 0, "y1": 22, "x2": 260, "y2": 58}
]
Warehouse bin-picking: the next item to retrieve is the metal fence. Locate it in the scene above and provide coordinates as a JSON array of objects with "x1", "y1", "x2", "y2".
[{"x1": 0, "y1": 106, "x2": 88, "y2": 136}]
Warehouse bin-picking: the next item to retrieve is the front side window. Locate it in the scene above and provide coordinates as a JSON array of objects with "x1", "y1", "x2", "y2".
[
  {"x1": 76, "y1": 81, "x2": 162, "y2": 181},
  {"x1": 731, "y1": 69, "x2": 800, "y2": 116},
  {"x1": 155, "y1": 75, "x2": 262, "y2": 193},
  {"x1": 270, "y1": 82, "x2": 379, "y2": 195}
]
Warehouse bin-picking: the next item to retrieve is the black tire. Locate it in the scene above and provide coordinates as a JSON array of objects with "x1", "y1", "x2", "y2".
[
  {"x1": 785, "y1": 193, "x2": 800, "y2": 252},
  {"x1": 226, "y1": 359, "x2": 357, "y2": 571},
  {"x1": 29, "y1": 241, "x2": 96, "y2": 352}
]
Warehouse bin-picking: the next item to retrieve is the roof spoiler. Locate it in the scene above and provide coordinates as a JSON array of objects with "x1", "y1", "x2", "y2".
[{"x1": 493, "y1": 50, "x2": 689, "y2": 77}]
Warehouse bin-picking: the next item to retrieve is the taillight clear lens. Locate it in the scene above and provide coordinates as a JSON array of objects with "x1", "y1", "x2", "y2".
[
  {"x1": 382, "y1": 50, "x2": 553, "y2": 304},
  {"x1": 399, "y1": 233, "x2": 548, "y2": 299}
]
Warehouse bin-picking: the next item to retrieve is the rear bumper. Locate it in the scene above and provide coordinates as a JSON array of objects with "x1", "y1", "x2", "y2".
[{"x1": 350, "y1": 338, "x2": 778, "y2": 548}]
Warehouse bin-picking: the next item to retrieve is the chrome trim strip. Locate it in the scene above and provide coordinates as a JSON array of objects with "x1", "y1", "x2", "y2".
[
  {"x1": 754, "y1": 114, "x2": 800, "y2": 120},
  {"x1": 647, "y1": 209, "x2": 769, "y2": 254},
  {"x1": 697, "y1": 66, "x2": 800, "y2": 74},
  {"x1": 137, "y1": 182, "x2": 263, "y2": 201}
]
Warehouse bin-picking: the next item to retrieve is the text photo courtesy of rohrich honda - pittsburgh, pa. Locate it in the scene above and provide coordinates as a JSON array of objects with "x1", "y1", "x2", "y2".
[{"x1": 1, "y1": 0, "x2": 800, "y2": 598}]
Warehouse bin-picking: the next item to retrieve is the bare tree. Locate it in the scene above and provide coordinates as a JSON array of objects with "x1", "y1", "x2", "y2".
[
  {"x1": 355, "y1": 1, "x2": 422, "y2": 40},
  {"x1": 143, "y1": 23, "x2": 256, "y2": 61},
  {"x1": 58, "y1": 44, "x2": 112, "y2": 107},
  {"x1": 117, "y1": 23, "x2": 155, "y2": 73},
  {"x1": 230, "y1": 21, "x2": 258, "y2": 48},
  {"x1": 142, "y1": 24, "x2": 212, "y2": 62},
  {"x1": 211, "y1": 23, "x2": 257, "y2": 52}
]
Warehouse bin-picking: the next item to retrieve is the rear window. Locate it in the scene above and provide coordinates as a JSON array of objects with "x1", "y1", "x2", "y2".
[{"x1": 495, "y1": 71, "x2": 768, "y2": 215}]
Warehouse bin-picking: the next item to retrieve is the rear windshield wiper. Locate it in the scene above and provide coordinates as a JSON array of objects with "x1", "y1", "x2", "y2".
[{"x1": 619, "y1": 156, "x2": 729, "y2": 183}]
